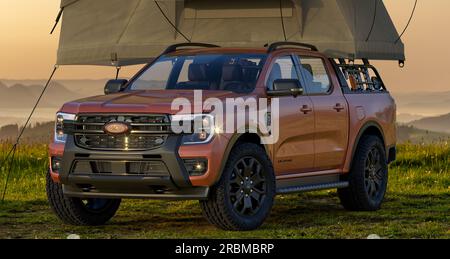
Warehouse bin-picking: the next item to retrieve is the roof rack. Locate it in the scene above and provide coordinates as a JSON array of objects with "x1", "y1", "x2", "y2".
[
  {"x1": 267, "y1": 42, "x2": 318, "y2": 53},
  {"x1": 163, "y1": 43, "x2": 220, "y2": 54}
]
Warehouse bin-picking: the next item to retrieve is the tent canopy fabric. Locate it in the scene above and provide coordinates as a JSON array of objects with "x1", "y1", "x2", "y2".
[{"x1": 56, "y1": 0, "x2": 405, "y2": 66}]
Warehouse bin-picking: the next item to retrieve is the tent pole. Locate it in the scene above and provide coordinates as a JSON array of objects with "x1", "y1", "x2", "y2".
[
  {"x1": 279, "y1": 0, "x2": 287, "y2": 41},
  {"x1": 395, "y1": 0, "x2": 418, "y2": 44},
  {"x1": 1, "y1": 145, "x2": 17, "y2": 202},
  {"x1": 366, "y1": 0, "x2": 378, "y2": 42},
  {"x1": 50, "y1": 8, "x2": 64, "y2": 34},
  {"x1": 1, "y1": 65, "x2": 59, "y2": 202},
  {"x1": 154, "y1": 1, "x2": 191, "y2": 43}
]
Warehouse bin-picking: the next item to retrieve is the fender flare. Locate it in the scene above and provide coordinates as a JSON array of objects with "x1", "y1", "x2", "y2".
[
  {"x1": 349, "y1": 121, "x2": 386, "y2": 170},
  {"x1": 213, "y1": 133, "x2": 269, "y2": 186}
]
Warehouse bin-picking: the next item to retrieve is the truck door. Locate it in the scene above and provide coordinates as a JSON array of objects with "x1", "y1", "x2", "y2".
[
  {"x1": 295, "y1": 55, "x2": 349, "y2": 171},
  {"x1": 267, "y1": 55, "x2": 315, "y2": 175}
]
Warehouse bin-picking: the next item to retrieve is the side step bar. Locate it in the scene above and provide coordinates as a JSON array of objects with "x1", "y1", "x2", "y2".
[{"x1": 277, "y1": 181, "x2": 349, "y2": 194}]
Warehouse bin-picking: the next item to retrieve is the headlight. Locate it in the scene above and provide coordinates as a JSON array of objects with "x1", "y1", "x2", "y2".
[
  {"x1": 55, "y1": 112, "x2": 76, "y2": 143},
  {"x1": 171, "y1": 114, "x2": 215, "y2": 145}
]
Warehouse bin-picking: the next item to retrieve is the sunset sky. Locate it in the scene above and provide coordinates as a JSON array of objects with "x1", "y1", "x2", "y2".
[{"x1": 0, "y1": 0, "x2": 449, "y2": 93}]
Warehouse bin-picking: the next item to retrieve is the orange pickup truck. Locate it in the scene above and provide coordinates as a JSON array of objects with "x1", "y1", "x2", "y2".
[{"x1": 46, "y1": 42, "x2": 396, "y2": 231}]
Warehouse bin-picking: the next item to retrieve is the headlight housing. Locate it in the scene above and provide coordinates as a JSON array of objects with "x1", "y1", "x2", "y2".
[
  {"x1": 171, "y1": 114, "x2": 215, "y2": 145},
  {"x1": 54, "y1": 112, "x2": 76, "y2": 143}
]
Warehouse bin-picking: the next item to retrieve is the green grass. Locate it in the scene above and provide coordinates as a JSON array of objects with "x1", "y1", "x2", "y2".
[{"x1": 0, "y1": 142, "x2": 449, "y2": 239}]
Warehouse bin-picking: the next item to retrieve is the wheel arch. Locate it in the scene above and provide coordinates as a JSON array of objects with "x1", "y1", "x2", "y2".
[
  {"x1": 214, "y1": 133, "x2": 269, "y2": 185},
  {"x1": 349, "y1": 121, "x2": 386, "y2": 170}
]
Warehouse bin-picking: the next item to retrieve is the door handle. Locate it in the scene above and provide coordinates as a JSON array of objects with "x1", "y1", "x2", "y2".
[
  {"x1": 300, "y1": 105, "x2": 313, "y2": 114},
  {"x1": 333, "y1": 103, "x2": 345, "y2": 112}
]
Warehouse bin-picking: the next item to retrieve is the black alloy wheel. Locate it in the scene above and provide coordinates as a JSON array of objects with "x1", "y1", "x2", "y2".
[{"x1": 229, "y1": 157, "x2": 267, "y2": 217}]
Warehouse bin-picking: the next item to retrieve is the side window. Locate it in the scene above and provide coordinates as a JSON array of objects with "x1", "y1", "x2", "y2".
[
  {"x1": 298, "y1": 56, "x2": 331, "y2": 94},
  {"x1": 266, "y1": 56, "x2": 298, "y2": 90}
]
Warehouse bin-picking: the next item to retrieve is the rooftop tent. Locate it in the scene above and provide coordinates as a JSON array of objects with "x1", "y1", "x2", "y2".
[{"x1": 56, "y1": 0, "x2": 405, "y2": 66}]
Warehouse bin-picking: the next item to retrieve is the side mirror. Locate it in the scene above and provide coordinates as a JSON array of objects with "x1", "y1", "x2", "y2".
[
  {"x1": 267, "y1": 79, "x2": 304, "y2": 97},
  {"x1": 104, "y1": 79, "x2": 128, "y2": 95}
]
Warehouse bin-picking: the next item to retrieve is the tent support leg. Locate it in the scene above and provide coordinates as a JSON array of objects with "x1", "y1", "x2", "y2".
[{"x1": 1, "y1": 65, "x2": 59, "y2": 202}]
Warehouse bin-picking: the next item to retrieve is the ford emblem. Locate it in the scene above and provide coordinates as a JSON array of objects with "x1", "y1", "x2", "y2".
[{"x1": 103, "y1": 122, "x2": 130, "y2": 135}]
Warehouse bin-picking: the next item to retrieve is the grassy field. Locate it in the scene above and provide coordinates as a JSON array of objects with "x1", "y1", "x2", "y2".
[{"x1": 0, "y1": 142, "x2": 449, "y2": 239}]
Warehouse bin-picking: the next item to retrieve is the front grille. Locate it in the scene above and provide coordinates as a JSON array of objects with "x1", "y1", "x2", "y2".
[
  {"x1": 75, "y1": 134, "x2": 167, "y2": 150},
  {"x1": 64, "y1": 114, "x2": 171, "y2": 151}
]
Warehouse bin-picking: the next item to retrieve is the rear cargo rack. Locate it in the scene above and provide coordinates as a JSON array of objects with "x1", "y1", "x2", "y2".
[
  {"x1": 163, "y1": 43, "x2": 221, "y2": 54},
  {"x1": 334, "y1": 59, "x2": 387, "y2": 92},
  {"x1": 267, "y1": 41, "x2": 318, "y2": 53}
]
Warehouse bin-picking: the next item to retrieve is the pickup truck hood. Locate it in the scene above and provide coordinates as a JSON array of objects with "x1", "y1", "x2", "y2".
[{"x1": 60, "y1": 90, "x2": 243, "y2": 115}]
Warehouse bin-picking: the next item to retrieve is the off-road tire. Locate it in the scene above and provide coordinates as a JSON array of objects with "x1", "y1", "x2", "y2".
[
  {"x1": 200, "y1": 143, "x2": 276, "y2": 231},
  {"x1": 46, "y1": 171, "x2": 121, "y2": 226},
  {"x1": 338, "y1": 135, "x2": 388, "y2": 211}
]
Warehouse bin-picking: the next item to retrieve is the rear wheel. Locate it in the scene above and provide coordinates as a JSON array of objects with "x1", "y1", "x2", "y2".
[
  {"x1": 46, "y1": 171, "x2": 121, "y2": 226},
  {"x1": 338, "y1": 135, "x2": 388, "y2": 211},
  {"x1": 200, "y1": 143, "x2": 275, "y2": 231}
]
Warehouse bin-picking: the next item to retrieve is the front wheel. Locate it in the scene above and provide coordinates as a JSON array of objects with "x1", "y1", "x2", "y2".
[
  {"x1": 46, "y1": 171, "x2": 121, "y2": 226},
  {"x1": 338, "y1": 135, "x2": 388, "y2": 211},
  {"x1": 200, "y1": 143, "x2": 276, "y2": 231}
]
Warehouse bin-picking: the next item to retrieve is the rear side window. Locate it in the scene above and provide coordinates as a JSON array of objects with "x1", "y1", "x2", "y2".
[
  {"x1": 298, "y1": 56, "x2": 331, "y2": 94},
  {"x1": 266, "y1": 56, "x2": 299, "y2": 90}
]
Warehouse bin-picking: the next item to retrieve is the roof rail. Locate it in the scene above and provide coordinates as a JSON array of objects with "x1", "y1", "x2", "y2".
[
  {"x1": 267, "y1": 42, "x2": 318, "y2": 53},
  {"x1": 163, "y1": 43, "x2": 220, "y2": 54}
]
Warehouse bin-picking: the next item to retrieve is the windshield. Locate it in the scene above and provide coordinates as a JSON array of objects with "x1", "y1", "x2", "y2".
[{"x1": 129, "y1": 53, "x2": 267, "y2": 93}]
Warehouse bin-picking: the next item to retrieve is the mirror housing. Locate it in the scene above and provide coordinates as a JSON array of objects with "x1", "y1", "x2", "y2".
[
  {"x1": 267, "y1": 79, "x2": 304, "y2": 97},
  {"x1": 104, "y1": 79, "x2": 128, "y2": 95}
]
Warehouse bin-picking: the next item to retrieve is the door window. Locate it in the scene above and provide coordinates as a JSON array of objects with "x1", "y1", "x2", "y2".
[
  {"x1": 266, "y1": 56, "x2": 299, "y2": 90},
  {"x1": 298, "y1": 57, "x2": 331, "y2": 94}
]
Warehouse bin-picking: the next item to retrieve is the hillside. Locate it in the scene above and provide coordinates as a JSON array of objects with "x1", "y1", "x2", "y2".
[
  {"x1": 397, "y1": 113, "x2": 424, "y2": 123},
  {"x1": 0, "y1": 81, "x2": 84, "y2": 108},
  {"x1": 397, "y1": 125, "x2": 450, "y2": 143},
  {"x1": 392, "y1": 91, "x2": 450, "y2": 117},
  {"x1": 1, "y1": 79, "x2": 113, "y2": 97},
  {"x1": 0, "y1": 80, "x2": 94, "y2": 127},
  {"x1": 408, "y1": 113, "x2": 450, "y2": 134},
  {"x1": 2, "y1": 80, "x2": 450, "y2": 116}
]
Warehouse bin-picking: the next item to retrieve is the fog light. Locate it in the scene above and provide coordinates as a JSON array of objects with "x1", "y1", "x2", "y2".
[
  {"x1": 195, "y1": 163, "x2": 203, "y2": 171},
  {"x1": 51, "y1": 157, "x2": 62, "y2": 173},
  {"x1": 183, "y1": 159, "x2": 208, "y2": 176}
]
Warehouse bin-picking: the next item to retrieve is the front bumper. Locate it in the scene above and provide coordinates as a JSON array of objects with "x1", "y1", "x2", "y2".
[{"x1": 51, "y1": 135, "x2": 209, "y2": 200}]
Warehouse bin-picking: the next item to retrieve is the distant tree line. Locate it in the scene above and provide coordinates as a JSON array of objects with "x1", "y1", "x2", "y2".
[{"x1": 0, "y1": 121, "x2": 53, "y2": 143}]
